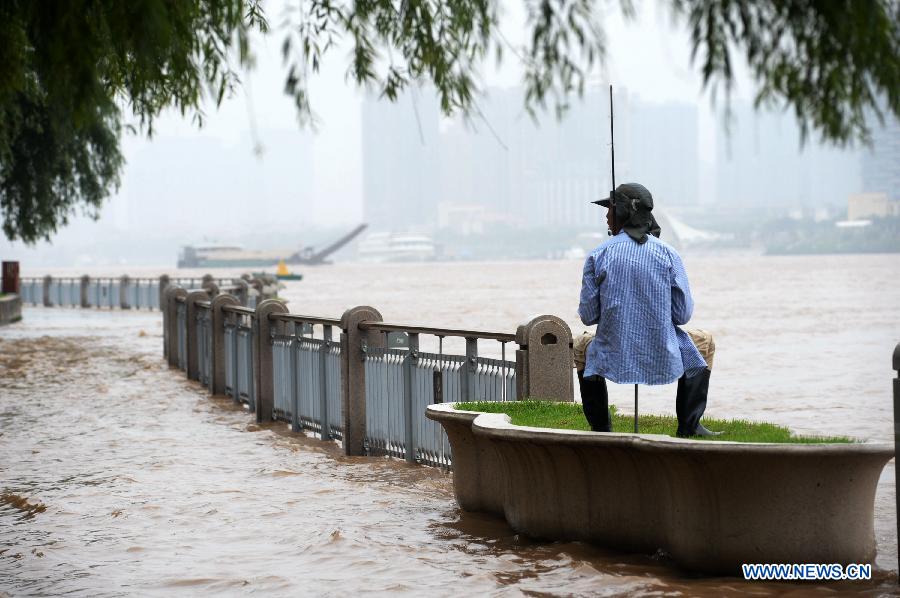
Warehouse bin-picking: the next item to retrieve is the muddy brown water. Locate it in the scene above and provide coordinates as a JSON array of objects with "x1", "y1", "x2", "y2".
[{"x1": 4, "y1": 254, "x2": 899, "y2": 595}]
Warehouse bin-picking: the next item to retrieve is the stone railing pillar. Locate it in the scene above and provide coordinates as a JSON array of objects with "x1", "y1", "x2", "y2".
[
  {"x1": 162, "y1": 286, "x2": 171, "y2": 359},
  {"x1": 232, "y1": 279, "x2": 250, "y2": 306},
  {"x1": 119, "y1": 275, "x2": 130, "y2": 309},
  {"x1": 202, "y1": 281, "x2": 219, "y2": 296},
  {"x1": 340, "y1": 305, "x2": 384, "y2": 456},
  {"x1": 159, "y1": 274, "x2": 171, "y2": 359},
  {"x1": 254, "y1": 299, "x2": 289, "y2": 423},
  {"x1": 158, "y1": 274, "x2": 170, "y2": 310},
  {"x1": 1, "y1": 261, "x2": 19, "y2": 295},
  {"x1": 165, "y1": 286, "x2": 187, "y2": 367},
  {"x1": 515, "y1": 314, "x2": 574, "y2": 402},
  {"x1": 211, "y1": 294, "x2": 239, "y2": 396},
  {"x1": 80, "y1": 275, "x2": 90, "y2": 308},
  {"x1": 246, "y1": 278, "x2": 264, "y2": 308},
  {"x1": 185, "y1": 289, "x2": 211, "y2": 381},
  {"x1": 42, "y1": 275, "x2": 52, "y2": 307}
]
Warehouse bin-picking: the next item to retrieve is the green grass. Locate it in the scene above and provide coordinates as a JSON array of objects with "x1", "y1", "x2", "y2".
[{"x1": 455, "y1": 400, "x2": 853, "y2": 444}]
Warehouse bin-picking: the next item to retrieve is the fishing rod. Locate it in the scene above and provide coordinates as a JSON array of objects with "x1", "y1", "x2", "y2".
[
  {"x1": 610, "y1": 84, "x2": 616, "y2": 203},
  {"x1": 608, "y1": 84, "x2": 639, "y2": 434}
]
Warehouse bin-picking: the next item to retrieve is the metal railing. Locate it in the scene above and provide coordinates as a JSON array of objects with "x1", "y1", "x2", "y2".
[
  {"x1": 47, "y1": 278, "x2": 81, "y2": 307},
  {"x1": 196, "y1": 302, "x2": 212, "y2": 386},
  {"x1": 162, "y1": 290, "x2": 573, "y2": 470},
  {"x1": 360, "y1": 324, "x2": 516, "y2": 467},
  {"x1": 126, "y1": 279, "x2": 162, "y2": 309},
  {"x1": 17, "y1": 275, "x2": 246, "y2": 310},
  {"x1": 176, "y1": 298, "x2": 187, "y2": 370},
  {"x1": 19, "y1": 279, "x2": 41, "y2": 305},
  {"x1": 88, "y1": 278, "x2": 120, "y2": 308},
  {"x1": 223, "y1": 305, "x2": 257, "y2": 409},
  {"x1": 171, "y1": 277, "x2": 235, "y2": 290},
  {"x1": 270, "y1": 314, "x2": 344, "y2": 441}
]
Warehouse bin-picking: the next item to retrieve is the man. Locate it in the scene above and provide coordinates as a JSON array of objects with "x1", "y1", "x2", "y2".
[{"x1": 577, "y1": 182, "x2": 718, "y2": 437}]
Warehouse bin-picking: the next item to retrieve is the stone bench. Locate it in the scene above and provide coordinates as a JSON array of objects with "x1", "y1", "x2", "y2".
[{"x1": 426, "y1": 402, "x2": 893, "y2": 575}]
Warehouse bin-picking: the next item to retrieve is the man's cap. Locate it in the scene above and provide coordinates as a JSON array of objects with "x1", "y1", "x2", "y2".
[{"x1": 591, "y1": 183, "x2": 654, "y2": 211}]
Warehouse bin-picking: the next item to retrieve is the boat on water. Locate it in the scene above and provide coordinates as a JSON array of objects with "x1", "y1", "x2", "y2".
[
  {"x1": 252, "y1": 260, "x2": 304, "y2": 281},
  {"x1": 275, "y1": 260, "x2": 303, "y2": 281},
  {"x1": 357, "y1": 232, "x2": 436, "y2": 262},
  {"x1": 177, "y1": 224, "x2": 368, "y2": 268}
]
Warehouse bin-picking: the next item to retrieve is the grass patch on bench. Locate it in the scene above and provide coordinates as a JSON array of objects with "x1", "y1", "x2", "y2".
[{"x1": 455, "y1": 400, "x2": 853, "y2": 444}]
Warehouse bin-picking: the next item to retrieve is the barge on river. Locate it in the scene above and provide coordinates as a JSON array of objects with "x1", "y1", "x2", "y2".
[{"x1": 177, "y1": 224, "x2": 367, "y2": 268}]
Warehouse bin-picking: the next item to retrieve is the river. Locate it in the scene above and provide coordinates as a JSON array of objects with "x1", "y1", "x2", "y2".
[{"x1": 2, "y1": 253, "x2": 899, "y2": 595}]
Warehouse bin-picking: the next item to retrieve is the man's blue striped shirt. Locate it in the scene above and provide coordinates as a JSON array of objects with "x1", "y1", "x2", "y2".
[{"x1": 578, "y1": 232, "x2": 707, "y2": 385}]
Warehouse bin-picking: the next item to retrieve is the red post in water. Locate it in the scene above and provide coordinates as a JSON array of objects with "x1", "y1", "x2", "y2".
[{"x1": 1, "y1": 261, "x2": 19, "y2": 294}]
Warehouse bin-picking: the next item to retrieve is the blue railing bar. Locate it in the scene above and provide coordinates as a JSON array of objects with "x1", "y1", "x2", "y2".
[
  {"x1": 269, "y1": 312, "x2": 342, "y2": 327},
  {"x1": 222, "y1": 304, "x2": 256, "y2": 316},
  {"x1": 359, "y1": 320, "x2": 516, "y2": 343}
]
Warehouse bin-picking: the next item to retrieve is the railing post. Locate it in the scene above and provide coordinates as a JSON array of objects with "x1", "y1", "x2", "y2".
[
  {"x1": 463, "y1": 337, "x2": 477, "y2": 402},
  {"x1": 403, "y1": 332, "x2": 420, "y2": 462},
  {"x1": 514, "y1": 314, "x2": 574, "y2": 401},
  {"x1": 120, "y1": 275, "x2": 130, "y2": 309},
  {"x1": 166, "y1": 287, "x2": 187, "y2": 367},
  {"x1": 231, "y1": 311, "x2": 240, "y2": 403},
  {"x1": 1, "y1": 261, "x2": 18, "y2": 295},
  {"x1": 247, "y1": 277, "x2": 263, "y2": 308},
  {"x1": 158, "y1": 274, "x2": 170, "y2": 310},
  {"x1": 290, "y1": 322, "x2": 301, "y2": 432},
  {"x1": 892, "y1": 342, "x2": 900, "y2": 580},
  {"x1": 233, "y1": 278, "x2": 250, "y2": 306},
  {"x1": 340, "y1": 305, "x2": 383, "y2": 456},
  {"x1": 211, "y1": 294, "x2": 239, "y2": 396},
  {"x1": 185, "y1": 289, "x2": 210, "y2": 381},
  {"x1": 107, "y1": 278, "x2": 115, "y2": 309},
  {"x1": 254, "y1": 299, "x2": 289, "y2": 423},
  {"x1": 320, "y1": 325, "x2": 333, "y2": 440},
  {"x1": 42, "y1": 275, "x2": 52, "y2": 307},
  {"x1": 80, "y1": 275, "x2": 90, "y2": 308},
  {"x1": 162, "y1": 286, "x2": 171, "y2": 359}
]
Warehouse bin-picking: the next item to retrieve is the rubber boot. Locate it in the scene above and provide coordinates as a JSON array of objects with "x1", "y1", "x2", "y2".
[
  {"x1": 676, "y1": 368, "x2": 713, "y2": 437},
  {"x1": 577, "y1": 370, "x2": 612, "y2": 432}
]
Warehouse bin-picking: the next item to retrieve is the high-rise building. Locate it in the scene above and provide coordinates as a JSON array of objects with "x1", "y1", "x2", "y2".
[
  {"x1": 861, "y1": 106, "x2": 900, "y2": 200},
  {"x1": 362, "y1": 85, "x2": 706, "y2": 232},
  {"x1": 437, "y1": 85, "x2": 610, "y2": 231},
  {"x1": 715, "y1": 103, "x2": 860, "y2": 210},
  {"x1": 361, "y1": 88, "x2": 440, "y2": 230},
  {"x1": 624, "y1": 98, "x2": 699, "y2": 206},
  {"x1": 123, "y1": 129, "x2": 314, "y2": 235}
]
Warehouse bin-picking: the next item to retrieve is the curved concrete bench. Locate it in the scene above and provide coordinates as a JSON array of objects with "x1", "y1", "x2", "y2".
[{"x1": 426, "y1": 402, "x2": 894, "y2": 575}]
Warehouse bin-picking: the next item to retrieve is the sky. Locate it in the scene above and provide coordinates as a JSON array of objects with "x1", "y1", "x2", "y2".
[{"x1": 1, "y1": 0, "x2": 864, "y2": 266}]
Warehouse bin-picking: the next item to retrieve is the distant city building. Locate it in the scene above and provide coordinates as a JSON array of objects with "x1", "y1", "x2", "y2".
[
  {"x1": 362, "y1": 85, "x2": 705, "y2": 232},
  {"x1": 123, "y1": 129, "x2": 314, "y2": 235},
  {"x1": 715, "y1": 103, "x2": 860, "y2": 210},
  {"x1": 361, "y1": 88, "x2": 440, "y2": 230},
  {"x1": 847, "y1": 192, "x2": 900, "y2": 220},
  {"x1": 621, "y1": 96, "x2": 699, "y2": 207},
  {"x1": 436, "y1": 85, "x2": 701, "y2": 231},
  {"x1": 860, "y1": 106, "x2": 900, "y2": 201}
]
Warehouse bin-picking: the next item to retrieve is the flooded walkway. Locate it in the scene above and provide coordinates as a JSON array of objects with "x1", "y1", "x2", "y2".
[{"x1": 1, "y1": 308, "x2": 897, "y2": 596}]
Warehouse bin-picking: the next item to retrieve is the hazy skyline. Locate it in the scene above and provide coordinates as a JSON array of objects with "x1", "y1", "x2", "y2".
[{"x1": 1, "y1": 0, "x2": 870, "y2": 266}]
